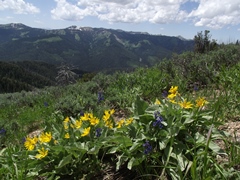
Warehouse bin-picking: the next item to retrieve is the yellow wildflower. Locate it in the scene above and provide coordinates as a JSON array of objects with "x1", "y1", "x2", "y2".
[
  {"x1": 54, "y1": 140, "x2": 58, "y2": 145},
  {"x1": 64, "y1": 117, "x2": 70, "y2": 123},
  {"x1": 125, "y1": 117, "x2": 133, "y2": 126},
  {"x1": 63, "y1": 122, "x2": 69, "y2": 130},
  {"x1": 105, "y1": 121, "x2": 113, "y2": 129},
  {"x1": 64, "y1": 133, "x2": 70, "y2": 139},
  {"x1": 35, "y1": 147, "x2": 48, "y2": 159},
  {"x1": 168, "y1": 86, "x2": 178, "y2": 94},
  {"x1": 167, "y1": 93, "x2": 177, "y2": 99},
  {"x1": 24, "y1": 136, "x2": 38, "y2": 151},
  {"x1": 116, "y1": 119, "x2": 125, "y2": 128},
  {"x1": 81, "y1": 127, "x2": 91, "y2": 137},
  {"x1": 39, "y1": 132, "x2": 52, "y2": 144},
  {"x1": 89, "y1": 117, "x2": 100, "y2": 126},
  {"x1": 179, "y1": 99, "x2": 193, "y2": 109},
  {"x1": 74, "y1": 120, "x2": 82, "y2": 129},
  {"x1": 103, "y1": 110, "x2": 111, "y2": 121},
  {"x1": 70, "y1": 124, "x2": 74, "y2": 128},
  {"x1": 110, "y1": 109, "x2": 115, "y2": 115},
  {"x1": 169, "y1": 99, "x2": 177, "y2": 104},
  {"x1": 80, "y1": 113, "x2": 90, "y2": 121},
  {"x1": 196, "y1": 97, "x2": 208, "y2": 108},
  {"x1": 155, "y1": 98, "x2": 161, "y2": 105}
]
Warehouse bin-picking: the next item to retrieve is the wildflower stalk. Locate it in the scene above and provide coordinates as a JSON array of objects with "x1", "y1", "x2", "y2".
[
  {"x1": 202, "y1": 124, "x2": 213, "y2": 179},
  {"x1": 161, "y1": 135, "x2": 174, "y2": 177}
]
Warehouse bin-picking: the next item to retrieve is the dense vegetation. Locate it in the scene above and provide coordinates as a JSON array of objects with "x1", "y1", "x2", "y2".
[
  {"x1": 0, "y1": 61, "x2": 57, "y2": 93},
  {"x1": 0, "y1": 44, "x2": 239, "y2": 179}
]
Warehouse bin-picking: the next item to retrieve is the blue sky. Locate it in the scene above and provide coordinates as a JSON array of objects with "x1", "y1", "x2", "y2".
[{"x1": 0, "y1": 0, "x2": 240, "y2": 43}]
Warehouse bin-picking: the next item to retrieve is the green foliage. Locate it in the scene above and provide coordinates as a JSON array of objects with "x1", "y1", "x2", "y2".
[
  {"x1": 0, "y1": 44, "x2": 240, "y2": 179},
  {"x1": 194, "y1": 30, "x2": 217, "y2": 53},
  {"x1": 0, "y1": 61, "x2": 57, "y2": 93}
]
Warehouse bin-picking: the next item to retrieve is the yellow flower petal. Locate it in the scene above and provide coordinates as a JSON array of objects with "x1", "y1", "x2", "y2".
[
  {"x1": 81, "y1": 127, "x2": 91, "y2": 137},
  {"x1": 155, "y1": 98, "x2": 161, "y2": 105},
  {"x1": 179, "y1": 99, "x2": 193, "y2": 109},
  {"x1": 65, "y1": 133, "x2": 70, "y2": 139},
  {"x1": 35, "y1": 148, "x2": 48, "y2": 159},
  {"x1": 196, "y1": 97, "x2": 208, "y2": 108}
]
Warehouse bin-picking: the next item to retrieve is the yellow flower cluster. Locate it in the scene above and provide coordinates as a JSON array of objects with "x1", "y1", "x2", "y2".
[
  {"x1": 102, "y1": 109, "x2": 115, "y2": 129},
  {"x1": 63, "y1": 112, "x2": 100, "y2": 139},
  {"x1": 165, "y1": 86, "x2": 208, "y2": 109},
  {"x1": 116, "y1": 117, "x2": 134, "y2": 128},
  {"x1": 167, "y1": 86, "x2": 179, "y2": 100},
  {"x1": 24, "y1": 131, "x2": 52, "y2": 159}
]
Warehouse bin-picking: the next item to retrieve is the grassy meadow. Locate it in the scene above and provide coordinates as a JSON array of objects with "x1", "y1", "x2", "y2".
[{"x1": 0, "y1": 44, "x2": 239, "y2": 179}]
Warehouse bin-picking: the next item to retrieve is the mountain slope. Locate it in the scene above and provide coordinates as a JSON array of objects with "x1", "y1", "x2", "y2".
[
  {"x1": 0, "y1": 23, "x2": 194, "y2": 72},
  {"x1": 0, "y1": 61, "x2": 57, "y2": 93}
]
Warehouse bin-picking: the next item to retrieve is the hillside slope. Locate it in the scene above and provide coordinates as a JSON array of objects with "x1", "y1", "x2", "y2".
[{"x1": 0, "y1": 23, "x2": 194, "y2": 72}]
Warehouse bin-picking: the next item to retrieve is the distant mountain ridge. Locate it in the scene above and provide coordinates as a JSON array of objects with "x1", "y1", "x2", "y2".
[{"x1": 0, "y1": 23, "x2": 194, "y2": 72}]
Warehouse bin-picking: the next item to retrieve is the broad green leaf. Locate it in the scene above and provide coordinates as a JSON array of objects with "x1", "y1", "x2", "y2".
[
  {"x1": 50, "y1": 146, "x2": 65, "y2": 155},
  {"x1": 209, "y1": 141, "x2": 226, "y2": 154},
  {"x1": 88, "y1": 145, "x2": 101, "y2": 155},
  {"x1": 169, "y1": 168, "x2": 181, "y2": 180},
  {"x1": 127, "y1": 157, "x2": 135, "y2": 170},
  {"x1": 116, "y1": 155, "x2": 128, "y2": 171},
  {"x1": 129, "y1": 141, "x2": 142, "y2": 152},
  {"x1": 176, "y1": 153, "x2": 189, "y2": 171},
  {"x1": 183, "y1": 117, "x2": 195, "y2": 125},
  {"x1": 57, "y1": 155, "x2": 72, "y2": 169},
  {"x1": 108, "y1": 135, "x2": 132, "y2": 147},
  {"x1": 145, "y1": 105, "x2": 160, "y2": 113},
  {"x1": 107, "y1": 147, "x2": 119, "y2": 154},
  {"x1": 134, "y1": 95, "x2": 148, "y2": 116},
  {"x1": 159, "y1": 141, "x2": 167, "y2": 150}
]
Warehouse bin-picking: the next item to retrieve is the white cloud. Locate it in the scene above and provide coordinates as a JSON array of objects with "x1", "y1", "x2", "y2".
[
  {"x1": 51, "y1": 0, "x2": 240, "y2": 29},
  {"x1": 0, "y1": 0, "x2": 40, "y2": 14},
  {"x1": 51, "y1": 0, "x2": 188, "y2": 23},
  {"x1": 188, "y1": 0, "x2": 240, "y2": 29}
]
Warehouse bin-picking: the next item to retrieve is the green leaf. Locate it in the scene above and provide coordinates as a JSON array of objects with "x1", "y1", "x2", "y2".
[
  {"x1": 129, "y1": 141, "x2": 142, "y2": 153},
  {"x1": 127, "y1": 157, "x2": 135, "y2": 170},
  {"x1": 57, "y1": 154, "x2": 72, "y2": 169},
  {"x1": 107, "y1": 147, "x2": 119, "y2": 154},
  {"x1": 50, "y1": 145, "x2": 65, "y2": 155},
  {"x1": 108, "y1": 135, "x2": 132, "y2": 147},
  {"x1": 159, "y1": 141, "x2": 167, "y2": 150},
  {"x1": 116, "y1": 155, "x2": 128, "y2": 171},
  {"x1": 183, "y1": 117, "x2": 195, "y2": 125},
  {"x1": 134, "y1": 95, "x2": 148, "y2": 116},
  {"x1": 88, "y1": 145, "x2": 101, "y2": 155},
  {"x1": 145, "y1": 105, "x2": 160, "y2": 113},
  {"x1": 209, "y1": 141, "x2": 225, "y2": 154}
]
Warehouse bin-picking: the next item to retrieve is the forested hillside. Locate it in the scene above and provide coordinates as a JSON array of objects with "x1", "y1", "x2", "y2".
[
  {"x1": 0, "y1": 23, "x2": 194, "y2": 72},
  {"x1": 0, "y1": 61, "x2": 57, "y2": 93}
]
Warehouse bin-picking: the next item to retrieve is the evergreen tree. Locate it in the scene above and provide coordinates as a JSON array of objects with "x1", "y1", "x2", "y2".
[{"x1": 194, "y1": 30, "x2": 217, "y2": 53}]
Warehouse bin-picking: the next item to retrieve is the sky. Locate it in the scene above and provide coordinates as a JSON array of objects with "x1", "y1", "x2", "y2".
[{"x1": 0, "y1": 0, "x2": 240, "y2": 43}]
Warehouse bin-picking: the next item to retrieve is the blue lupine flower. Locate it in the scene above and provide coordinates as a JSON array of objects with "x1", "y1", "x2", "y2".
[
  {"x1": 143, "y1": 141, "x2": 152, "y2": 155},
  {"x1": 97, "y1": 92, "x2": 104, "y2": 103},
  {"x1": 95, "y1": 128, "x2": 102, "y2": 137},
  {"x1": 193, "y1": 85, "x2": 199, "y2": 91},
  {"x1": 153, "y1": 111, "x2": 164, "y2": 128},
  {"x1": 162, "y1": 90, "x2": 168, "y2": 98},
  {"x1": 80, "y1": 111, "x2": 84, "y2": 116},
  {"x1": 44, "y1": 102, "x2": 49, "y2": 107},
  {"x1": 0, "y1": 128, "x2": 6, "y2": 136}
]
